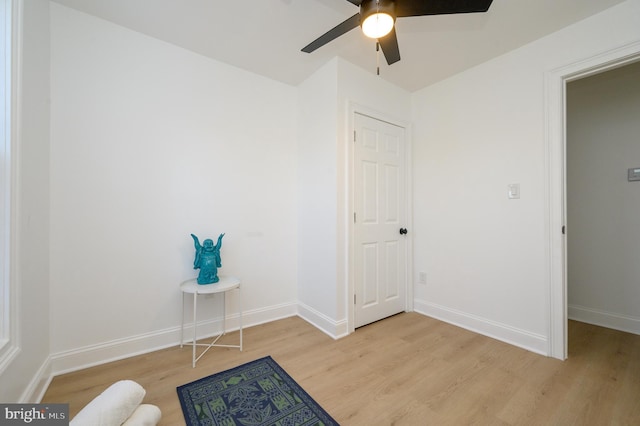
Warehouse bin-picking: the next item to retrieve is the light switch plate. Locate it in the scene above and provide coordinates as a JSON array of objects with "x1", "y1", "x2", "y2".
[
  {"x1": 628, "y1": 168, "x2": 640, "y2": 182},
  {"x1": 508, "y1": 183, "x2": 520, "y2": 199}
]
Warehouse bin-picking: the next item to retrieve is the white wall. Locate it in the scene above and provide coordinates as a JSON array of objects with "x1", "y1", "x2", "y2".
[
  {"x1": 296, "y1": 57, "x2": 411, "y2": 336},
  {"x1": 567, "y1": 61, "x2": 640, "y2": 334},
  {"x1": 411, "y1": 0, "x2": 640, "y2": 354},
  {"x1": 0, "y1": 0, "x2": 51, "y2": 402},
  {"x1": 49, "y1": 4, "x2": 298, "y2": 372},
  {"x1": 297, "y1": 59, "x2": 340, "y2": 332}
]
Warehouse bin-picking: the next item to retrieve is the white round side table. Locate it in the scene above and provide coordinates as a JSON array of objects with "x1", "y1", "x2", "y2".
[{"x1": 179, "y1": 275, "x2": 243, "y2": 367}]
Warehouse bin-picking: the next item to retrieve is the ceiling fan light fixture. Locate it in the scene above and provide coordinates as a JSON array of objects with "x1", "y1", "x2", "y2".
[
  {"x1": 360, "y1": 0, "x2": 395, "y2": 39},
  {"x1": 361, "y1": 12, "x2": 394, "y2": 39}
]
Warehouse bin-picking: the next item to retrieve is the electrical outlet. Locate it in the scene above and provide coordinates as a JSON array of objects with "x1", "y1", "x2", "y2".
[{"x1": 418, "y1": 272, "x2": 427, "y2": 285}]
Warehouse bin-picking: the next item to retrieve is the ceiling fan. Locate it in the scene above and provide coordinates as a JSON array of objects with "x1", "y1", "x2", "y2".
[{"x1": 302, "y1": 0, "x2": 494, "y2": 65}]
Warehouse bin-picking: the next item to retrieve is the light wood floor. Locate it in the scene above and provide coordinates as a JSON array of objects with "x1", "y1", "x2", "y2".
[{"x1": 42, "y1": 313, "x2": 640, "y2": 425}]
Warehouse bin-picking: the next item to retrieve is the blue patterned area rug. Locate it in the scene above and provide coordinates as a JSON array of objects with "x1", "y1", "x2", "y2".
[{"x1": 177, "y1": 356, "x2": 339, "y2": 426}]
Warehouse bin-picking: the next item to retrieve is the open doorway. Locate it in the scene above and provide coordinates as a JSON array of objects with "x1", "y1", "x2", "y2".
[
  {"x1": 546, "y1": 42, "x2": 640, "y2": 360},
  {"x1": 566, "y1": 62, "x2": 640, "y2": 336}
]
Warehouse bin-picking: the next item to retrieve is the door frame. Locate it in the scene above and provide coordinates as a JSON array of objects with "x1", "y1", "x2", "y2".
[
  {"x1": 346, "y1": 102, "x2": 413, "y2": 334},
  {"x1": 545, "y1": 41, "x2": 640, "y2": 360}
]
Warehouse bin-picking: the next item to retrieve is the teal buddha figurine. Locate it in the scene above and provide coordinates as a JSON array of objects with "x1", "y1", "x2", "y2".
[{"x1": 191, "y1": 233, "x2": 225, "y2": 284}]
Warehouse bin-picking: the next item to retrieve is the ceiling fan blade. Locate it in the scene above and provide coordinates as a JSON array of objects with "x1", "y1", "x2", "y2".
[
  {"x1": 345, "y1": 0, "x2": 362, "y2": 5},
  {"x1": 378, "y1": 27, "x2": 400, "y2": 65},
  {"x1": 301, "y1": 13, "x2": 361, "y2": 53},
  {"x1": 396, "y1": 0, "x2": 493, "y2": 17}
]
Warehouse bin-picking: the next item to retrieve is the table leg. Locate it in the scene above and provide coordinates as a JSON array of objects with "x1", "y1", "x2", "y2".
[
  {"x1": 239, "y1": 287, "x2": 243, "y2": 351},
  {"x1": 222, "y1": 292, "x2": 227, "y2": 335},
  {"x1": 180, "y1": 291, "x2": 185, "y2": 348},
  {"x1": 192, "y1": 292, "x2": 197, "y2": 368}
]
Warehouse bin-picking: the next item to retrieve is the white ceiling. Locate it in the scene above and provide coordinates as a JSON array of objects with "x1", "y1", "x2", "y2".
[{"x1": 50, "y1": 0, "x2": 626, "y2": 92}]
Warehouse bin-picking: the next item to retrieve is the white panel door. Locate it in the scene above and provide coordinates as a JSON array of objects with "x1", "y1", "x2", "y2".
[{"x1": 354, "y1": 113, "x2": 407, "y2": 328}]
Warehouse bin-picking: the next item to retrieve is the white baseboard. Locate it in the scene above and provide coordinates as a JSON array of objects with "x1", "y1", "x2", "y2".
[
  {"x1": 414, "y1": 299, "x2": 548, "y2": 356},
  {"x1": 22, "y1": 357, "x2": 53, "y2": 403},
  {"x1": 48, "y1": 302, "x2": 297, "y2": 377},
  {"x1": 568, "y1": 304, "x2": 640, "y2": 335},
  {"x1": 297, "y1": 302, "x2": 348, "y2": 339}
]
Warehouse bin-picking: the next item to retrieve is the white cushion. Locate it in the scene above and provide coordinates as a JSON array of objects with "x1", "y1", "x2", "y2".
[{"x1": 70, "y1": 380, "x2": 146, "y2": 426}]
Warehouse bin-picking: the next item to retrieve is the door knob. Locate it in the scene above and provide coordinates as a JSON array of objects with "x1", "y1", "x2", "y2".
[{"x1": 399, "y1": 228, "x2": 408, "y2": 235}]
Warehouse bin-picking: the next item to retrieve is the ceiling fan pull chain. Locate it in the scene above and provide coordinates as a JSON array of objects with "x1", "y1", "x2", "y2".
[
  {"x1": 376, "y1": 41, "x2": 380, "y2": 75},
  {"x1": 374, "y1": 0, "x2": 382, "y2": 76}
]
